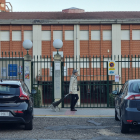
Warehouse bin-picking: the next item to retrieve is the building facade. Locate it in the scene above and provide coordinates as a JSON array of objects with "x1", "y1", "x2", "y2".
[{"x1": 0, "y1": 8, "x2": 140, "y2": 107}]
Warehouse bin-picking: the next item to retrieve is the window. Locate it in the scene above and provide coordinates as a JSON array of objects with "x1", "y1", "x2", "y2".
[
  {"x1": 24, "y1": 31, "x2": 33, "y2": 41},
  {"x1": 80, "y1": 58, "x2": 89, "y2": 68},
  {"x1": 121, "y1": 30, "x2": 130, "y2": 40},
  {"x1": 42, "y1": 31, "x2": 51, "y2": 41},
  {"x1": 65, "y1": 31, "x2": 74, "y2": 40},
  {"x1": 1, "y1": 31, "x2": 10, "y2": 41},
  {"x1": 103, "y1": 30, "x2": 112, "y2": 40},
  {"x1": 91, "y1": 30, "x2": 100, "y2": 40},
  {"x1": 80, "y1": 31, "x2": 89, "y2": 40},
  {"x1": 132, "y1": 30, "x2": 140, "y2": 40},
  {"x1": 129, "y1": 82, "x2": 140, "y2": 93},
  {"x1": 91, "y1": 58, "x2": 100, "y2": 68},
  {"x1": 53, "y1": 31, "x2": 62, "y2": 40},
  {"x1": 12, "y1": 31, "x2": 21, "y2": 41},
  {"x1": 122, "y1": 58, "x2": 130, "y2": 68}
]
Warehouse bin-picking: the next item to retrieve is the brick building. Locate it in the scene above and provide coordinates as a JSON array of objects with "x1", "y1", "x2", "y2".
[{"x1": 1, "y1": 6, "x2": 140, "y2": 106}]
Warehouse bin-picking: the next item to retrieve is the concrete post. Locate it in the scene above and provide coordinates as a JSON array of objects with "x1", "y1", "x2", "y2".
[
  {"x1": 54, "y1": 53, "x2": 62, "y2": 108},
  {"x1": 112, "y1": 24, "x2": 122, "y2": 91},
  {"x1": 24, "y1": 54, "x2": 32, "y2": 92}
]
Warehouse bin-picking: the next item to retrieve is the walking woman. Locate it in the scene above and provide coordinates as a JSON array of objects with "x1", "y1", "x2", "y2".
[{"x1": 69, "y1": 69, "x2": 79, "y2": 111}]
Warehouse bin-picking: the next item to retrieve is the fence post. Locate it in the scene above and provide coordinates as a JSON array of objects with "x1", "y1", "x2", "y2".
[
  {"x1": 24, "y1": 54, "x2": 32, "y2": 92},
  {"x1": 107, "y1": 62, "x2": 109, "y2": 107}
]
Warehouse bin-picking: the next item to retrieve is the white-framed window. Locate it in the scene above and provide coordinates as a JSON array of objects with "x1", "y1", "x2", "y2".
[
  {"x1": 91, "y1": 30, "x2": 100, "y2": 40},
  {"x1": 12, "y1": 31, "x2": 21, "y2": 41},
  {"x1": 41, "y1": 58, "x2": 51, "y2": 69},
  {"x1": 103, "y1": 30, "x2": 112, "y2": 40},
  {"x1": 132, "y1": 58, "x2": 140, "y2": 68},
  {"x1": 80, "y1": 58, "x2": 89, "y2": 68},
  {"x1": 65, "y1": 31, "x2": 74, "y2": 40},
  {"x1": 42, "y1": 31, "x2": 51, "y2": 41},
  {"x1": 65, "y1": 58, "x2": 74, "y2": 68},
  {"x1": 132, "y1": 30, "x2": 140, "y2": 40},
  {"x1": 80, "y1": 31, "x2": 89, "y2": 40},
  {"x1": 121, "y1": 58, "x2": 130, "y2": 68},
  {"x1": 91, "y1": 58, "x2": 100, "y2": 68},
  {"x1": 121, "y1": 30, "x2": 130, "y2": 40},
  {"x1": 24, "y1": 31, "x2": 33, "y2": 41},
  {"x1": 53, "y1": 31, "x2": 62, "y2": 40},
  {"x1": 0, "y1": 31, "x2": 10, "y2": 41}
]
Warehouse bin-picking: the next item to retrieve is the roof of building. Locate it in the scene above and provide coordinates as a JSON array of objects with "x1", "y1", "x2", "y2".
[{"x1": 0, "y1": 11, "x2": 140, "y2": 20}]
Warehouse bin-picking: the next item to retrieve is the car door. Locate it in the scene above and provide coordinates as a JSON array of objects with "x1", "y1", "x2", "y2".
[
  {"x1": 120, "y1": 83, "x2": 128, "y2": 111},
  {"x1": 118, "y1": 82, "x2": 128, "y2": 117},
  {"x1": 116, "y1": 83, "x2": 126, "y2": 116}
]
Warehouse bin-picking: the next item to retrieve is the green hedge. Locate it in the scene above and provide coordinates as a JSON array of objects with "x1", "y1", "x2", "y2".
[
  {"x1": 33, "y1": 87, "x2": 41, "y2": 108},
  {"x1": 109, "y1": 93, "x2": 115, "y2": 107}
]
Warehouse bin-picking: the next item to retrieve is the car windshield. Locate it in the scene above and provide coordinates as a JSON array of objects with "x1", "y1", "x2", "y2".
[
  {"x1": 0, "y1": 84, "x2": 19, "y2": 95},
  {"x1": 129, "y1": 82, "x2": 140, "y2": 93}
]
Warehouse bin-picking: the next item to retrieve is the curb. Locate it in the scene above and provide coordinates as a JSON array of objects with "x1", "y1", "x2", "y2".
[{"x1": 34, "y1": 115, "x2": 114, "y2": 118}]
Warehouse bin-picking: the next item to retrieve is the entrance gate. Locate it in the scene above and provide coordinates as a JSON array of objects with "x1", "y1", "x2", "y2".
[
  {"x1": 31, "y1": 56, "x2": 54, "y2": 107},
  {"x1": 31, "y1": 55, "x2": 140, "y2": 108}
]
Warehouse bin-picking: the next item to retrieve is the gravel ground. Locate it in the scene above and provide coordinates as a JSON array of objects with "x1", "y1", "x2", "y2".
[{"x1": 0, "y1": 117, "x2": 139, "y2": 139}]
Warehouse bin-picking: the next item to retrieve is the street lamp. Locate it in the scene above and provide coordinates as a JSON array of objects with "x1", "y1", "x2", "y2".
[
  {"x1": 23, "y1": 40, "x2": 33, "y2": 55},
  {"x1": 53, "y1": 39, "x2": 63, "y2": 54}
]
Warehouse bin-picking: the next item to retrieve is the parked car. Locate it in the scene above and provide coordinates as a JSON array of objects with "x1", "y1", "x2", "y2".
[
  {"x1": 0, "y1": 80, "x2": 36, "y2": 130},
  {"x1": 112, "y1": 79, "x2": 140, "y2": 133}
]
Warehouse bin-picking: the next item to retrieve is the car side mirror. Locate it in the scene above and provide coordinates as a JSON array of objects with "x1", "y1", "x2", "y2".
[
  {"x1": 31, "y1": 89, "x2": 37, "y2": 94},
  {"x1": 112, "y1": 90, "x2": 118, "y2": 95}
]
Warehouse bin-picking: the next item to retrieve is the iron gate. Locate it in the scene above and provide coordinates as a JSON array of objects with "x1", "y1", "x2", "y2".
[{"x1": 31, "y1": 56, "x2": 54, "y2": 107}]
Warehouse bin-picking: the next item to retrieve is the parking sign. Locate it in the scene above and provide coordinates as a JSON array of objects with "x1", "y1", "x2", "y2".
[{"x1": 108, "y1": 60, "x2": 115, "y2": 75}]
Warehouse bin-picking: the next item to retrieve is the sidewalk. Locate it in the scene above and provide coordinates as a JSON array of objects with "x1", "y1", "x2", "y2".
[{"x1": 34, "y1": 108, "x2": 114, "y2": 118}]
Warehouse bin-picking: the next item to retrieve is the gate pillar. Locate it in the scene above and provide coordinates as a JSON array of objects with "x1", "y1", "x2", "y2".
[{"x1": 54, "y1": 53, "x2": 62, "y2": 108}]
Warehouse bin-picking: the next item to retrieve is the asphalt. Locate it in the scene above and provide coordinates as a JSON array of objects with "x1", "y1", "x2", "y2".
[{"x1": 34, "y1": 108, "x2": 114, "y2": 118}]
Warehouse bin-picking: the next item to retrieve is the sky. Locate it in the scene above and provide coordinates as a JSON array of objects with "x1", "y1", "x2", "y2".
[{"x1": 7, "y1": 0, "x2": 140, "y2": 12}]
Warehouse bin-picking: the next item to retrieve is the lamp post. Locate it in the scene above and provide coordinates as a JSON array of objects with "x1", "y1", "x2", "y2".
[
  {"x1": 53, "y1": 39, "x2": 63, "y2": 55},
  {"x1": 53, "y1": 39, "x2": 63, "y2": 109},
  {"x1": 23, "y1": 40, "x2": 33, "y2": 55},
  {"x1": 22, "y1": 40, "x2": 33, "y2": 92}
]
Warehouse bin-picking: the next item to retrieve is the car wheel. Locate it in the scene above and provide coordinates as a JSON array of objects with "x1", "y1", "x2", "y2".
[
  {"x1": 121, "y1": 116, "x2": 129, "y2": 133},
  {"x1": 115, "y1": 110, "x2": 119, "y2": 121},
  {"x1": 25, "y1": 119, "x2": 33, "y2": 130}
]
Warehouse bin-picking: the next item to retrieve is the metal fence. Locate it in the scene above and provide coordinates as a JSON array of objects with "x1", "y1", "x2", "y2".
[
  {"x1": 61, "y1": 55, "x2": 140, "y2": 108},
  {"x1": 2, "y1": 52, "x2": 140, "y2": 108},
  {"x1": 1, "y1": 52, "x2": 24, "y2": 80}
]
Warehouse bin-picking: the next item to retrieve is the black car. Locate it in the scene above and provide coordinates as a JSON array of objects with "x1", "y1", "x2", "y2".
[
  {"x1": 0, "y1": 80, "x2": 36, "y2": 130},
  {"x1": 112, "y1": 79, "x2": 140, "y2": 133}
]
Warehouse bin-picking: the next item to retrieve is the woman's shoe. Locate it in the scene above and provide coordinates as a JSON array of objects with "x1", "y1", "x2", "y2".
[{"x1": 71, "y1": 109, "x2": 77, "y2": 111}]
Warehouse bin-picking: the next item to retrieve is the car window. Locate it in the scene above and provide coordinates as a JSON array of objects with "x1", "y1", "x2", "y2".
[
  {"x1": 0, "y1": 84, "x2": 20, "y2": 95},
  {"x1": 129, "y1": 82, "x2": 140, "y2": 93}
]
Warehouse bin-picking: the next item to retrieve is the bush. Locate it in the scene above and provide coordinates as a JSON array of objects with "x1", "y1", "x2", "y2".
[
  {"x1": 109, "y1": 93, "x2": 115, "y2": 107},
  {"x1": 33, "y1": 87, "x2": 41, "y2": 108}
]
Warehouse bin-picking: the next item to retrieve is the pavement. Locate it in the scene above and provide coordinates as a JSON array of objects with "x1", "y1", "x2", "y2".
[{"x1": 34, "y1": 108, "x2": 114, "y2": 118}]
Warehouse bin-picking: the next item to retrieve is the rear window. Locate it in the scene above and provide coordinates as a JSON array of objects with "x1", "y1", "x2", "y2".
[
  {"x1": 129, "y1": 82, "x2": 140, "y2": 93},
  {"x1": 0, "y1": 84, "x2": 20, "y2": 95}
]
